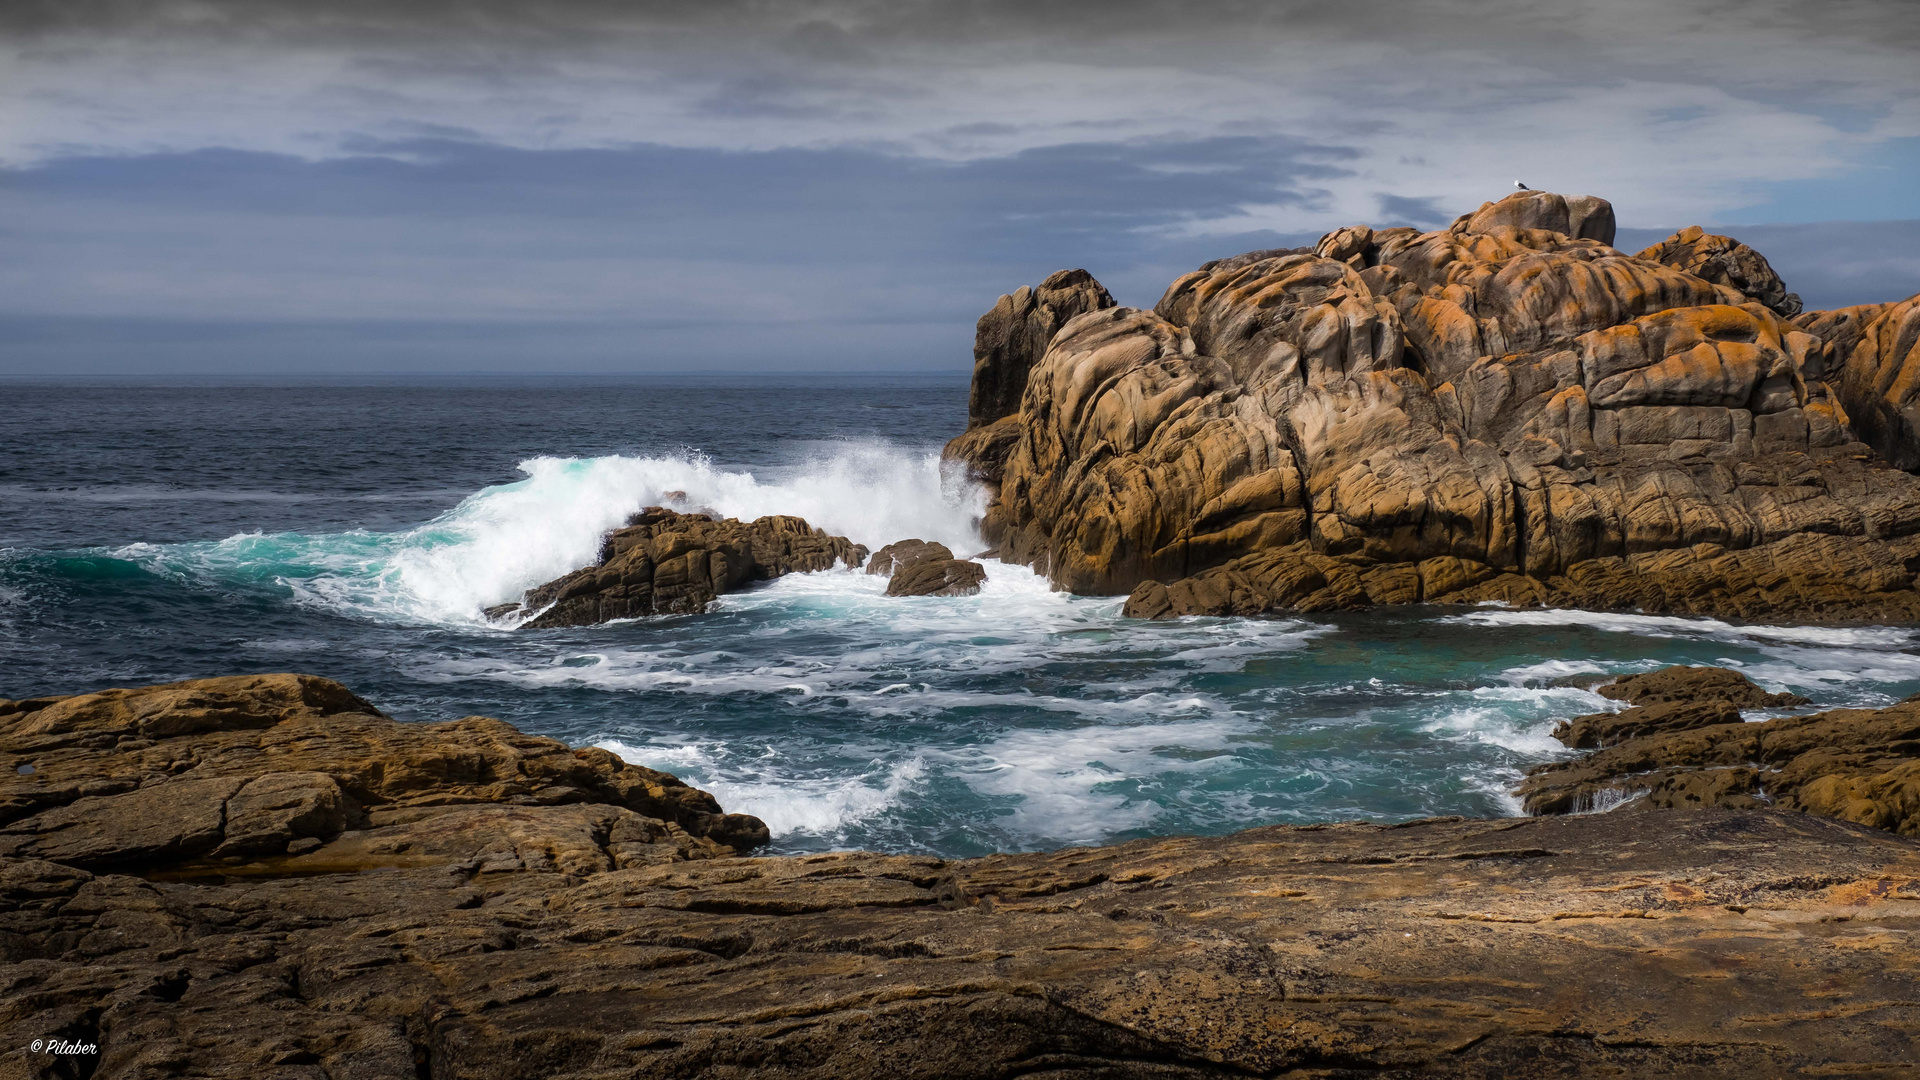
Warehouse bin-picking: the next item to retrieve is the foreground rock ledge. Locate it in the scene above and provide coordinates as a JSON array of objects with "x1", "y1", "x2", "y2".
[{"x1": 5, "y1": 677, "x2": 1920, "y2": 1077}]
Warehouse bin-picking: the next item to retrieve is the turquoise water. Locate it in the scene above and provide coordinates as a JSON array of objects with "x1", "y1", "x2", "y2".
[{"x1": 5, "y1": 379, "x2": 1918, "y2": 856}]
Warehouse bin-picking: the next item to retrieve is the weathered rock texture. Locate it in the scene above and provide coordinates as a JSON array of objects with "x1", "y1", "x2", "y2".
[
  {"x1": 1833, "y1": 295, "x2": 1920, "y2": 470},
  {"x1": 1636, "y1": 225, "x2": 1803, "y2": 318},
  {"x1": 1548, "y1": 665, "x2": 1808, "y2": 751},
  {"x1": 943, "y1": 190, "x2": 1920, "y2": 622},
  {"x1": 947, "y1": 269, "x2": 1116, "y2": 484},
  {"x1": 7, "y1": 678, "x2": 1920, "y2": 1078},
  {"x1": 866, "y1": 538, "x2": 953, "y2": 576},
  {"x1": 867, "y1": 538, "x2": 988, "y2": 597},
  {"x1": 1521, "y1": 666, "x2": 1920, "y2": 833},
  {"x1": 0, "y1": 675, "x2": 770, "y2": 873},
  {"x1": 505, "y1": 508, "x2": 866, "y2": 628},
  {"x1": 885, "y1": 557, "x2": 987, "y2": 597}
]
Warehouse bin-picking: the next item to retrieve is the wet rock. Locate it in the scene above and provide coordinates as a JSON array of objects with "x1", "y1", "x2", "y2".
[
  {"x1": 1521, "y1": 667, "x2": 1920, "y2": 831},
  {"x1": 1550, "y1": 666, "x2": 1811, "y2": 750},
  {"x1": 1554, "y1": 699, "x2": 1744, "y2": 750},
  {"x1": 865, "y1": 538, "x2": 953, "y2": 576},
  {"x1": 885, "y1": 557, "x2": 987, "y2": 597},
  {"x1": 867, "y1": 539, "x2": 988, "y2": 597},
  {"x1": 506, "y1": 508, "x2": 866, "y2": 628},
  {"x1": 947, "y1": 189, "x2": 1920, "y2": 624},
  {"x1": 1597, "y1": 664, "x2": 1809, "y2": 709},
  {"x1": 1636, "y1": 225, "x2": 1803, "y2": 317}
]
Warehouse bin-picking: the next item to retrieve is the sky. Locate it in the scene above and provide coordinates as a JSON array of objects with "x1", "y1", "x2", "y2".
[{"x1": 2, "y1": 0, "x2": 1918, "y2": 374}]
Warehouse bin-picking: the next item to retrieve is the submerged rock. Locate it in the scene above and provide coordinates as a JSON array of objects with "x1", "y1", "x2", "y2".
[
  {"x1": 5, "y1": 676, "x2": 1920, "y2": 1077},
  {"x1": 945, "y1": 189, "x2": 1920, "y2": 623},
  {"x1": 502, "y1": 508, "x2": 866, "y2": 628},
  {"x1": 1522, "y1": 665, "x2": 1920, "y2": 831}
]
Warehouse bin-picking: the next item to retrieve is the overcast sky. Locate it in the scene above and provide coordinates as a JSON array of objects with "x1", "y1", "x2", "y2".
[{"x1": 3, "y1": 0, "x2": 1918, "y2": 374}]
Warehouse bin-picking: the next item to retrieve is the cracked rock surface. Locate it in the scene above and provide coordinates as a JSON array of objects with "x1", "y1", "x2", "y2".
[
  {"x1": 5, "y1": 676, "x2": 1920, "y2": 1077},
  {"x1": 944, "y1": 190, "x2": 1920, "y2": 623}
]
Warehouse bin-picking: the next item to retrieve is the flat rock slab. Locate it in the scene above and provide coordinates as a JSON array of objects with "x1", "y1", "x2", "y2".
[{"x1": 4, "y1": 811, "x2": 1918, "y2": 1077}]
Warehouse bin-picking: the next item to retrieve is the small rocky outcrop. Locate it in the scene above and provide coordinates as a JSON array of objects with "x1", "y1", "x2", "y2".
[
  {"x1": 944, "y1": 189, "x2": 1920, "y2": 624},
  {"x1": 866, "y1": 538, "x2": 988, "y2": 597},
  {"x1": 1521, "y1": 665, "x2": 1920, "y2": 831},
  {"x1": 886, "y1": 557, "x2": 987, "y2": 597},
  {"x1": 1635, "y1": 225, "x2": 1803, "y2": 317},
  {"x1": 866, "y1": 538, "x2": 953, "y2": 576},
  {"x1": 7, "y1": 676, "x2": 1920, "y2": 1077},
  {"x1": 1547, "y1": 665, "x2": 1809, "y2": 750},
  {"x1": 499, "y1": 508, "x2": 866, "y2": 628}
]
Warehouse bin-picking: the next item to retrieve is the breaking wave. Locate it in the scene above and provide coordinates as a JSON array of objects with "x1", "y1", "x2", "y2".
[{"x1": 110, "y1": 442, "x2": 986, "y2": 626}]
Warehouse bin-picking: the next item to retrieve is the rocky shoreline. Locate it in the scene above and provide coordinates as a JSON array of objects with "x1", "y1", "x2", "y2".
[
  {"x1": 946, "y1": 190, "x2": 1920, "y2": 624},
  {"x1": 6, "y1": 673, "x2": 1920, "y2": 1076}
]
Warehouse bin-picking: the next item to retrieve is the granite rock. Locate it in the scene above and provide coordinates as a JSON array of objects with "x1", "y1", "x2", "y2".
[
  {"x1": 6, "y1": 675, "x2": 1920, "y2": 1077},
  {"x1": 1521, "y1": 666, "x2": 1920, "y2": 832},
  {"x1": 1636, "y1": 225, "x2": 1803, "y2": 317},
  {"x1": 865, "y1": 538, "x2": 953, "y2": 576},
  {"x1": 946, "y1": 190, "x2": 1920, "y2": 623},
  {"x1": 504, "y1": 508, "x2": 866, "y2": 628},
  {"x1": 885, "y1": 557, "x2": 987, "y2": 597}
]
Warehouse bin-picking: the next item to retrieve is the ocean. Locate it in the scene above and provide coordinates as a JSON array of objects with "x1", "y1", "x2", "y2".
[{"x1": 4, "y1": 375, "x2": 1918, "y2": 857}]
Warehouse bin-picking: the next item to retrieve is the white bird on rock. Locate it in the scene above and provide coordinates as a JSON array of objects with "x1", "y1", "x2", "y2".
[{"x1": 1514, "y1": 180, "x2": 1531, "y2": 190}]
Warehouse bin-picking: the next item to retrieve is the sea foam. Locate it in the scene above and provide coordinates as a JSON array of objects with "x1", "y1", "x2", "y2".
[{"x1": 116, "y1": 442, "x2": 986, "y2": 626}]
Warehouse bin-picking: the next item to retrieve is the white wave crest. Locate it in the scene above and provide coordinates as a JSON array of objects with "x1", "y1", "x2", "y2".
[
  {"x1": 116, "y1": 442, "x2": 987, "y2": 625},
  {"x1": 596, "y1": 738, "x2": 925, "y2": 839},
  {"x1": 1442, "y1": 608, "x2": 1918, "y2": 648}
]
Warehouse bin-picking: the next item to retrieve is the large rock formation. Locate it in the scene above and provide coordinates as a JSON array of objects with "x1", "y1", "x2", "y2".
[
  {"x1": 7, "y1": 676, "x2": 1920, "y2": 1078},
  {"x1": 1520, "y1": 665, "x2": 1920, "y2": 832},
  {"x1": 500, "y1": 508, "x2": 866, "y2": 628},
  {"x1": 946, "y1": 269, "x2": 1115, "y2": 484},
  {"x1": 944, "y1": 190, "x2": 1920, "y2": 622}
]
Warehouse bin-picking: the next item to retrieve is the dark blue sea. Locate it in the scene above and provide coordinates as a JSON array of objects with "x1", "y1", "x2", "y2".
[{"x1": 5, "y1": 375, "x2": 1918, "y2": 856}]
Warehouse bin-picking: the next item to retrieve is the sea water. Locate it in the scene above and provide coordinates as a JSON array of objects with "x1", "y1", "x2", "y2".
[{"x1": 5, "y1": 376, "x2": 1918, "y2": 857}]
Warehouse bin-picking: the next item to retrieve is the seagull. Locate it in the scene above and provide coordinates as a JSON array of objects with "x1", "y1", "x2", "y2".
[{"x1": 1514, "y1": 180, "x2": 1531, "y2": 190}]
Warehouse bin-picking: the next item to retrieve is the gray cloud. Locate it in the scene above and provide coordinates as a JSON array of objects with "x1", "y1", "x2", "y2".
[{"x1": 1, "y1": 0, "x2": 1916, "y2": 373}]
